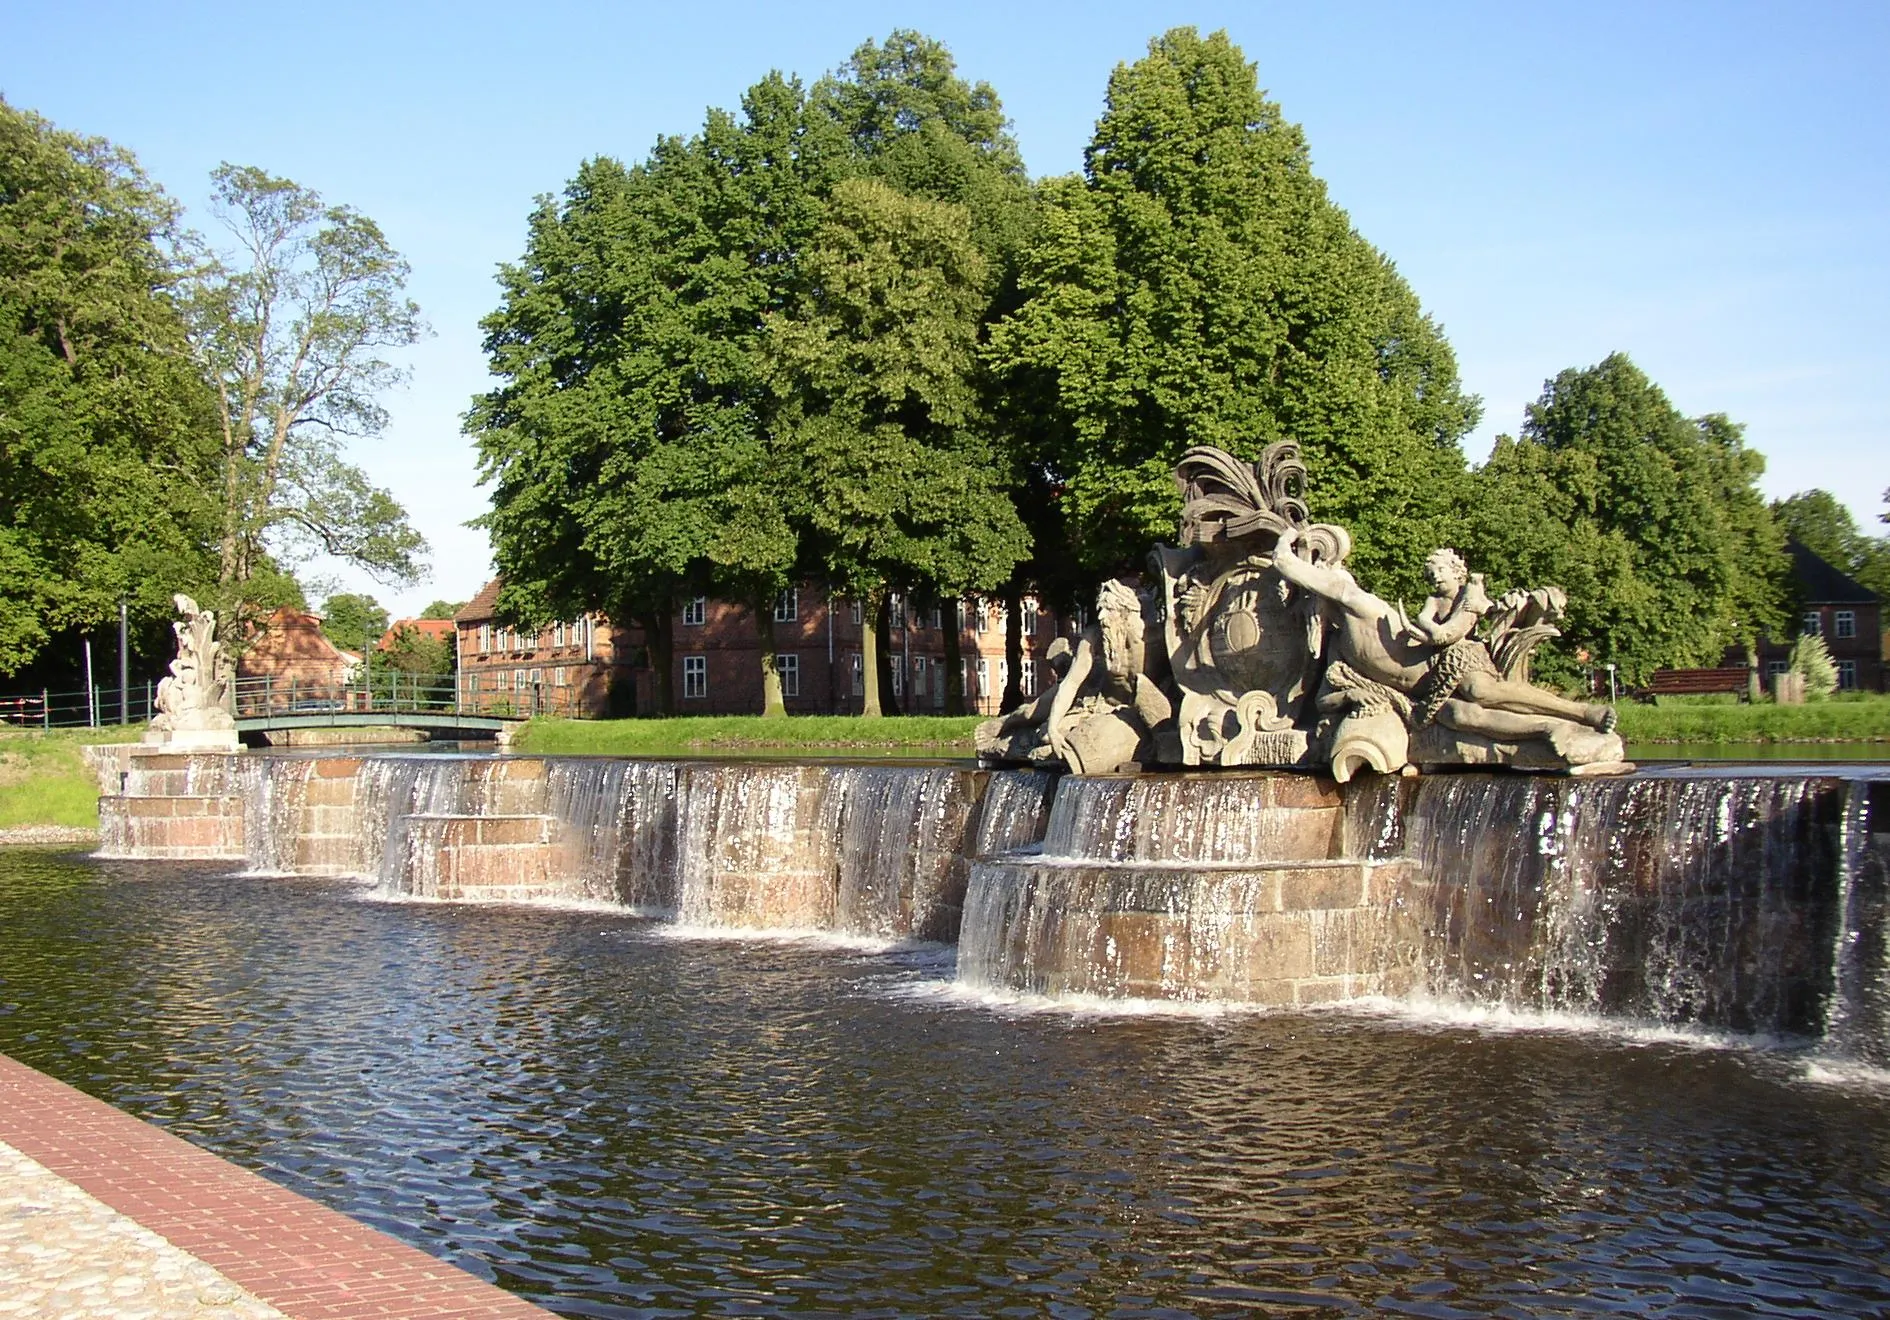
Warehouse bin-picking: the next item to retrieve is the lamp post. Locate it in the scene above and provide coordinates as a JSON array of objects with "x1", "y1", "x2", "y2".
[{"x1": 1605, "y1": 662, "x2": 1617, "y2": 705}]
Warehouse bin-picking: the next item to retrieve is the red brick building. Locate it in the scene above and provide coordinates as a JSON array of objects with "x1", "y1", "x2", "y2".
[
  {"x1": 453, "y1": 579, "x2": 1068, "y2": 717},
  {"x1": 453, "y1": 581, "x2": 637, "y2": 717},
  {"x1": 1756, "y1": 542, "x2": 1884, "y2": 692},
  {"x1": 663, "y1": 587, "x2": 1065, "y2": 716},
  {"x1": 235, "y1": 608, "x2": 355, "y2": 713}
]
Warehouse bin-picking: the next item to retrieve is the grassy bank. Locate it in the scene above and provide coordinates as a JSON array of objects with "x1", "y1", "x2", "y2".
[
  {"x1": 1615, "y1": 695, "x2": 1890, "y2": 745},
  {"x1": 0, "y1": 726, "x2": 146, "y2": 830},
  {"x1": 512, "y1": 714, "x2": 982, "y2": 756}
]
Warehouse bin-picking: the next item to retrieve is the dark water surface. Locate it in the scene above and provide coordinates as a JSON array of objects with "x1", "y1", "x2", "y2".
[{"x1": 2, "y1": 849, "x2": 1887, "y2": 1318}]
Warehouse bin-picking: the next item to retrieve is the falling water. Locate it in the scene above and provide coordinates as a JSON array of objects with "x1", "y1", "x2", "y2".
[
  {"x1": 237, "y1": 757, "x2": 313, "y2": 874},
  {"x1": 1823, "y1": 779, "x2": 1889, "y2": 1066},
  {"x1": 1379, "y1": 771, "x2": 1856, "y2": 1038}
]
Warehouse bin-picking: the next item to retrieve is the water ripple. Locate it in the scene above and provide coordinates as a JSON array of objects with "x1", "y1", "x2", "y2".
[{"x1": 0, "y1": 851, "x2": 1886, "y2": 1317}]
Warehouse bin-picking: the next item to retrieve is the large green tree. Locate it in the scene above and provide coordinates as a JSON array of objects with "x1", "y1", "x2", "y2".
[
  {"x1": 1465, "y1": 354, "x2": 1789, "y2": 684},
  {"x1": 1773, "y1": 489, "x2": 1890, "y2": 600},
  {"x1": 188, "y1": 165, "x2": 428, "y2": 623},
  {"x1": 989, "y1": 28, "x2": 1478, "y2": 599},
  {"x1": 764, "y1": 177, "x2": 1028, "y2": 715},
  {"x1": 0, "y1": 98, "x2": 221, "y2": 676},
  {"x1": 471, "y1": 32, "x2": 1034, "y2": 716}
]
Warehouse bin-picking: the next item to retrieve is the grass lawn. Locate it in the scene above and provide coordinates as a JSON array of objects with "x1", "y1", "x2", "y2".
[
  {"x1": 0, "y1": 725, "x2": 146, "y2": 830},
  {"x1": 1614, "y1": 694, "x2": 1890, "y2": 744},
  {"x1": 512, "y1": 713, "x2": 983, "y2": 756}
]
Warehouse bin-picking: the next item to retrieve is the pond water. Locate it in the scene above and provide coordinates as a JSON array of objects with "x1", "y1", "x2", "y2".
[{"x1": 2, "y1": 848, "x2": 1887, "y2": 1317}]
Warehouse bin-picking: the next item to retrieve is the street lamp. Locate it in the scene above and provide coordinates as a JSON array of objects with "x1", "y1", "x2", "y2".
[{"x1": 1604, "y1": 662, "x2": 1617, "y2": 705}]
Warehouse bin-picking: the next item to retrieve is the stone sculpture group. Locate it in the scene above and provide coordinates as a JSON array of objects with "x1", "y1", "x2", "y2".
[{"x1": 977, "y1": 443, "x2": 1629, "y2": 780}]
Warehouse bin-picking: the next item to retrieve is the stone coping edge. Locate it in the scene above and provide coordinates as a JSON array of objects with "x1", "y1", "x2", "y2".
[{"x1": 0, "y1": 1051, "x2": 555, "y2": 1319}]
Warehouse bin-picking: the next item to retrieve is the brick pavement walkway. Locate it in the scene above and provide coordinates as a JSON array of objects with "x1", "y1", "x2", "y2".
[{"x1": 0, "y1": 1052, "x2": 554, "y2": 1320}]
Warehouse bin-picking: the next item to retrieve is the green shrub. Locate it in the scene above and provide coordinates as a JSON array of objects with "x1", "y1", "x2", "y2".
[{"x1": 1788, "y1": 634, "x2": 1838, "y2": 700}]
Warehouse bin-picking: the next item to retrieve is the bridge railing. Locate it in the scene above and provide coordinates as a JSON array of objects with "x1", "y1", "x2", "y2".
[
  {"x1": 231, "y1": 673, "x2": 583, "y2": 721},
  {"x1": 2, "y1": 674, "x2": 581, "y2": 729}
]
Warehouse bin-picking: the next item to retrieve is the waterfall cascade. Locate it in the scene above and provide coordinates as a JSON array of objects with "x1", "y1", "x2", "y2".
[{"x1": 88, "y1": 747, "x2": 1887, "y2": 1060}]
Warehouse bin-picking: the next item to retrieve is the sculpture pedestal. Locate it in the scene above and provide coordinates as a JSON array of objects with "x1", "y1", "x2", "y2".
[{"x1": 142, "y1": 728, "x2": 241, "y2": 752}]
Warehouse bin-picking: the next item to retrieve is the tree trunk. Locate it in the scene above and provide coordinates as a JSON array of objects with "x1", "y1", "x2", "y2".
[
  {"x1": 641, "y1": 609, "x2": 675, "y2": 716},
  {"x1": 1000, "y1": 585, "x2": 1025, "y2": 713},
  {"x1": 860, "y1": 585, "x2": 884, "y2": 718},
  {"x1": 875, "y1": 595, "x2": 901, "y2": 715},
  {"x1": 942, "y1": 596, "x2": 966, "y2": 716},
  {"x1": 757, "y1": 604, "x2": 785, "y2": 717}
]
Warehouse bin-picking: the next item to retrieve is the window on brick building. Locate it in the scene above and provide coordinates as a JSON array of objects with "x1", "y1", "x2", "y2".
[
  {"x1": 554, "y1": 621, "x2": 566, "y2": 647},
  {"x1": 1835, "y1": 610, "x2": 1856, "y2": 639},
  {"x1": 478, "y1": 624, "x2": 491, "y2": 652},
  {"x1": 976, "y1": 658, "x2": 989, "y2": 701},
  {"x1": 683, "y1": 597, "x2": 706, "y2": 626},
  {"x1": 851, "y1": 599, "x2": 863, "y2": 626},
  {"x1": 683, "y1": 655, "x2": 707, "y2": 699},
  {"x1": 911, "y1": 656, "x2": 927, "y2": 696},
  {"x1": 777, "y1": 653, "x2": 800, "y2": 698},
  {"x1": 1837, "y1": 660, "x2": 1858, "y2": 690},
  {"x1": 774, "y1": 588, "x2": 798, "y2": 622},
  {"x1": 850, "y1": 653, "x2": 863, "y2": 696},
  {"x1": 888, "y1": 595, "x2": 905, "y2": 629},
  {"x1": 1802, "y1": 611, "x2": 1822, "y2": 636},
  {"x1": 1022, "y1": 657, "x2": 1037, "y2": 697}
]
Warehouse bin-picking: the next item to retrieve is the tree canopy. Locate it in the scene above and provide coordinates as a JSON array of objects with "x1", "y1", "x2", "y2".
[
  {"x1": 1464, "y1": 353, "x2": 1789, "y2": 684},
  {"x1": 1773, "y1": 489, "x2": 1890, "y2": 600},
  {"x1": 189, "y1": 166, "x2": 429, "y2": 619},
  {"x1": 987, "y1": 28, "x2": 1479, "y2": 599},
  {"x1": 317, "y1": 592, "x2": 388, "y2": 650},
  {"x1": 470, "y1": 32, "x2": 1033, "y2": 713},
  {"x1": 0, "y1": 97, "x2": 221, "y2": 675}
]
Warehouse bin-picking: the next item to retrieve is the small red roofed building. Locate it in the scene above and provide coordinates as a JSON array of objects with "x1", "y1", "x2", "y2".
[
  {"x1": 234, "y1": 607, "x2": 355, "y2": 714},
  {"x1": 377, "y1": 617, "x2": 456, "y2": 651}
]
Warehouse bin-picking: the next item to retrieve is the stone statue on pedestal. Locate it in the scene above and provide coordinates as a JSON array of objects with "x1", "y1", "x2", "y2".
[
  {"x1": 975, "y1": 443, "x2": 1630, "y2": 779},
  {"x1": 145, "y1": 594, "x2": 240, "y2": 751}
]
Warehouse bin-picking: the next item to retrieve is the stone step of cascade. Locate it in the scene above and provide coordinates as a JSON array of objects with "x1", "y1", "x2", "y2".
[
  {"x1": 95, "y1": 794, "x2": 245, "y2": 861},
  {"x1": 397, "y1": 813, "x2": 564, "y2": 901},
  {"x1": 463, "y1": 758, "x2": 550, "y2": 816},
  {"x1": 967, "y1": 856, "x2": 1419, "y2": 1006}
]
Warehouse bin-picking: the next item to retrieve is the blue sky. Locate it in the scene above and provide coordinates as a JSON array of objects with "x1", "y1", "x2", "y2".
[{"x1": 8, "y1": 1, "x2": 1886, "y2": 616}]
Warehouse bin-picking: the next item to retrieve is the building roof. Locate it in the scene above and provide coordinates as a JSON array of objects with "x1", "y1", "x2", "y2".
[
  {"x1": 378, "y1": 617, "x2": 457, "y2": 649},
  {"x1": 454, "y1": 579, "x2": 504, "y2": 626},
  {"x1": 1789, "y1": 541, "x2": 1880, "y2": 605}
]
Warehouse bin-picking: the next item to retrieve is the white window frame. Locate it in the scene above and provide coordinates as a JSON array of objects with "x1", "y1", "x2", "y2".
[
  {"x1": 683, "y1": 654, "x2": 708, "y2": 700},
  {"x1": 1834, "y1": 610, "x2": 1856, "y2": 640},
  {"x1": 1802, "y1": 611, "x2": 1822, "y2": 636},
  {"x1": 1022, "y1": 599, "x2": 1039, "y2": 636},
  {"x1": 554, "y1": 621, "x2": 566, "y2": 647},
  {"x1": 774, "y1": 588, "x2": 799, "y2": 623},
  {"x1": 851, "y1": 599, "x2": 863, "y2": 626},
  {"x1": 1766, "y1": 660, "x2": 1790, "y2": 679},
  {"x1": 683, "y1": 597, "x2": 707, "y2": 627},
  {"x1": 849, "y1": 653, "x2": 864, "y2": 696},
  {"x1": 777, "y1": 653, "x2": 800, "y2": 698},
  {"x1": 1022, "y1": 657, "x2": 1038, "y2": 697},
  {"x1": 478, "y1": 623, "x2": 491, "y2": 652},
  {"x1": 1835, "y1": 660, "x2": 1858, "y2": 690},
  {"x1": 911, "y1": 656, "x2": 927, "y2": 696},
  {"x1": 888, "y1": 595, "x2": 905, "y2": 629},
  {"x1": 976, "y1": 657, "x2": 990, "y2": 699}
]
